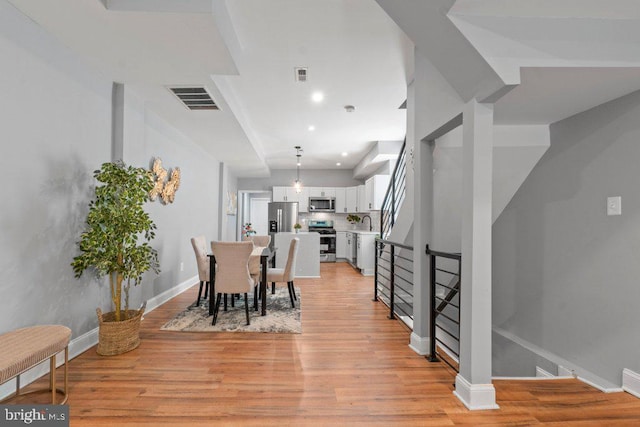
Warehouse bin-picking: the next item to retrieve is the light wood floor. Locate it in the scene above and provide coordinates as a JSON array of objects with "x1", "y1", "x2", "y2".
[{"x1": 17, "y1": 263, "x2": 640, "y2": 425}]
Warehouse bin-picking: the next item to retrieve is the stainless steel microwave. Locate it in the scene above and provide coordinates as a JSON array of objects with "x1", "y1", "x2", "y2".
[{"x1": 308, "y1": 197, "x2": 335, "y2": 212}]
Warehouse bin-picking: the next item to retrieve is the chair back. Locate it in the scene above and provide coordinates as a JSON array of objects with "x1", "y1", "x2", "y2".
[
  {"x1": 242, "y1": 235, "x2": 271, "y2": 248},
  {"x1": 283, "y1": 238, "x2": 299, "y2": 281},
  {"x1": 211, "y1": 241, "x2": 255, "y2": 294},
  {"x1": 190, "y1": 236, "x2": 209, "y2": 281}
]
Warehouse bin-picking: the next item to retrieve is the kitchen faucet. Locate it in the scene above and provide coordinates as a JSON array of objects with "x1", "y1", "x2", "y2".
[{"x1": 361, "y1": 214, "x2": 373, "y2": 232}]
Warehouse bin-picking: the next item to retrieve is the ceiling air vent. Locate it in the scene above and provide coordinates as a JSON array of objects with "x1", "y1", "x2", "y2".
[
  {"x1": 169, "y1": 87, "x2": 218, "y2": 110},
  {"x1": 294, "y1": 67, "x2": 308, "y2": 82}
]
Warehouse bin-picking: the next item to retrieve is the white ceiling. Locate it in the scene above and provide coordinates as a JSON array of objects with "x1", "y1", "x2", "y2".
[
  {"x1": 8, "y1": 0, "x2": 411, "y2": 177},
  {"x1": 11, "y1": 0, "x2": 640, "y2": 179},
  {"x1": 377, "y1": 1, "x2": 640, "y2": 127}
]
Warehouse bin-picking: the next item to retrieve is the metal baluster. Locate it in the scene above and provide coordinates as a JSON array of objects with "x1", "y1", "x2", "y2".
[
  {"x1": 388, "y1": 245, "x2": 395, "y2": 319},
  {"x1": 373, "y1": 240, "x2": 379, "y2": 302},
  {"x1": 427, "y1": 245, "x2": 438, "y2": 362}
]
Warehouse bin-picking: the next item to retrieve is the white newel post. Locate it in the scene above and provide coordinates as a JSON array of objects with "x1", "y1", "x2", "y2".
[
  {"x1": 410, "y1": 136, "x2": 434, "y2": 355},
  {"x1": 455, "y1": 99, "x2": 498, "y2": 410}
]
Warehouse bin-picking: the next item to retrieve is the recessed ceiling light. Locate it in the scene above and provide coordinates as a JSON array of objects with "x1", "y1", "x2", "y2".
[
  {"x1": 308, "y1": 125, "x2": 315, "y2": 131},
  {"x1": 341, "y1": 152, "x2": 348, "y2": 157},
  {"x1": 336, "y1": 162, "x2": 341, "y2": 166},
  {"x1": 297, "y1": 161, "x2": 301, "y2": 167},
  {"x1": 311, "y1": 92, "x2": 324, "y2": 103}
]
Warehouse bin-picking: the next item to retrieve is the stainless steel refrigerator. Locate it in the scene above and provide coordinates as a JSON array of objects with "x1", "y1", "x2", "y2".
[{"x1": 268, "y1": 202, "x2": 299, "y2": 246}]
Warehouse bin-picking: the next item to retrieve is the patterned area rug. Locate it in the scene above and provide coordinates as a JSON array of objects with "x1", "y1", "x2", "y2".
[{"x1": 161, "y1": 286, "x2": 301, "y2": 334}]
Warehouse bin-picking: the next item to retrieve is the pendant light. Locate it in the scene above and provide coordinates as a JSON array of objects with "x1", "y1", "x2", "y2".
[{"x1": 294, "y1": 146, "x2": 303, "y2": 193}]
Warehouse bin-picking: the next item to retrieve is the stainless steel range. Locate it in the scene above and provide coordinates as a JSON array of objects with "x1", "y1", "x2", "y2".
[{"x1": 308, "y1": 220, "x2": 336, "y2": 263}]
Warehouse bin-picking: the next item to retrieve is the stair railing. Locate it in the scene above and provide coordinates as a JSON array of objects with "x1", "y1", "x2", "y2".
[
  {"x1": 425, "y1": 244, "x2": 461, "y2": 373},
  {"x1": 374, "y1": 237, "x2": 414, "y2": 329},
  {"x1": 379, "y1": 139, "x2": 407, "y2": 240}
]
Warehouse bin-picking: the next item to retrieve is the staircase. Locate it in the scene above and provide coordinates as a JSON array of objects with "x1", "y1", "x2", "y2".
[{"x1": 379, "y1": 139, "x2": 407, "y2": 240}]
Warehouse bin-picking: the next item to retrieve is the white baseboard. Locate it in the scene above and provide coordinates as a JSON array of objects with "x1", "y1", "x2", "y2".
[
  {"x1": 493, "y1": 326, "x2": 622, "y2": 392},
  {"x1": 557, "y1": 365, "x2": 574, "y2": 377},
  {"x1": 578, "y1": 375, "x2": 623, "y2": 393},
  {"x1": 0, "y1": 276, "x2": 197, "y2": 400},
  {"x1": 623, "y1": 369, "x2": 640, "y2": 399},
  {"x1": 536, "y1": 366, "x2": 555, "y2": 378},
  {"x1": 453, "y1": 374, "x2": 499, "y2": 410},
  {"x1": 146, "y1": 275, "x2": 197, "y2": 312},
  {"x1": 409, "y1": 332, "x2": 430, "y2": 355}
]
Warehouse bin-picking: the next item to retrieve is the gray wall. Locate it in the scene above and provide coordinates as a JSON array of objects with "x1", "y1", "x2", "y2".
[
  {"x1": 238, "y1": 169, "x2": 362, "y2": 191},
  {"x1": 0, "y1": 3, "x2": 221, "y2": 342},
  {"x1": 0, "y1": 2, "x2": 112, "y2": 336},
  {"x1": 493, "y1": 90, "x2": 640, "y2": 386},
  {"x1": 122, "y1": 89, "x2": 220, "y2": 307}
]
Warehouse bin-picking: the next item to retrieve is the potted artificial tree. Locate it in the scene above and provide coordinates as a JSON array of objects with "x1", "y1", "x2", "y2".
[{"x1": 72, "y1": 161, "x2": 160, "y2": 356}]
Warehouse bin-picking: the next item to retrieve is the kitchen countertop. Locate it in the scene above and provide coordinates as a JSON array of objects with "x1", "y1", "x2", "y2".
[
  {"x1": 277, "y1": 231, "x2": 319, "y2": 235},
  {"x1": 337, "y1": 230, "x2": 379, "y2": 235}
]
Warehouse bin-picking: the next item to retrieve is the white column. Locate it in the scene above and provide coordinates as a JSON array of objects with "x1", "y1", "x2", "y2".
[
  {"x1": 218, "y1": 162, "x2": 228, "y2": 241},
  {"x1": 111, "y1": 82, "x2": 124, "y2": 162},
  {"x1": 411, "y1": 136, "x2": 434, "y2": 355},
  {"x1": 454, "y1": 99, "x2": 498, "y2": 410}
]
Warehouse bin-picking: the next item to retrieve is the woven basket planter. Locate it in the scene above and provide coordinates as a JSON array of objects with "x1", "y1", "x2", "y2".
[{"x1": 96, "y1": 302, "x2": 146, "y2": 356}]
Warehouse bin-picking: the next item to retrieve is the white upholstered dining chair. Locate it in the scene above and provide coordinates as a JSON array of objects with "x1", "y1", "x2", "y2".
[
  {"x1": 210, "y1": 241, "x2": 255, "y2": 325},
  {"x1": 243, "y1": 235, "x2": 271, "y2": 289},
  {"x1": 242, "y1": 234, "x2": 271, "y2": 248},
  {"x1": 266, "y1": 238, "x2": 299, "y2": 308},
  {"x1": 190, "y1": 236, "x2": 210, "y2": 307}
]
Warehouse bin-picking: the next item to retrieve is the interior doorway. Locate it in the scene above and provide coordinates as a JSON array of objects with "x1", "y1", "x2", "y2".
[
  {"x1": 237, "y1": 190, "x2": 272, "y2": 240},
  {"x1": 250, "y1": 198, "x2": 270, "y2": 236}
]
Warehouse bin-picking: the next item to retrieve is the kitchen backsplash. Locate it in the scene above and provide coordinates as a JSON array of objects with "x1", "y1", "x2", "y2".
[{"x1": 299, "y1": 211, "x2": 380, "y2": 233}]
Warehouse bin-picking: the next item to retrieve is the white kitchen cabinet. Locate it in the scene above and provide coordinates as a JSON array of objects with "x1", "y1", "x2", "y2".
[
  {"x1": 335, "y1": 187, "x2": 347, "y2": 213},
  {"x1": 365, "y1": 175, "x2": 390, "y2": 211},
  {"x1": 345, "y1": 232, "x2": 355, "y2": 265},
  {"x1": 307, "y1": 187, "x2": 321, "y2": 197},
  {"x1": 345, "y1": 186, "x2": 358, "y2": 213},
  {"x1": 272, "y1": 186, "x2": 309, "y2": 212},
  {"x1": 272, "y1": 186, "x2": 288, "y2": 202},
  {"x1": 336, "y1": 231, "x2": 346, "y2": 259},
  {"x1": 321, "y1": 187, "x2": 336, "y2": 197},
  {"x1": 309, "y1": 187, "x2": 336, "y2": 198},
  {"x1": 356, "y1": 232, "x2": 376, "y2": 276},
  {"x1": 357, "y1": 185, "x2": 367, "y2": 213}
]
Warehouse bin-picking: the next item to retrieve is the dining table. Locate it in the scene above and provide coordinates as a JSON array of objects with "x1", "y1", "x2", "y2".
[{"x1": 208, "y1": 245, "x2": 275, "y2": 316}]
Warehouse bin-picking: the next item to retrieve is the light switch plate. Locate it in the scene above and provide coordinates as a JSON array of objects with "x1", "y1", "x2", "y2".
[{"x1": 607, "y1": 196, "x2": 621, "y2": 216}]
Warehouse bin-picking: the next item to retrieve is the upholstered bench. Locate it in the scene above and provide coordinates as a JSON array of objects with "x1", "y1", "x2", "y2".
[{"x1": 0, "y1": 325, "x2": 71, "y2": 404}]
